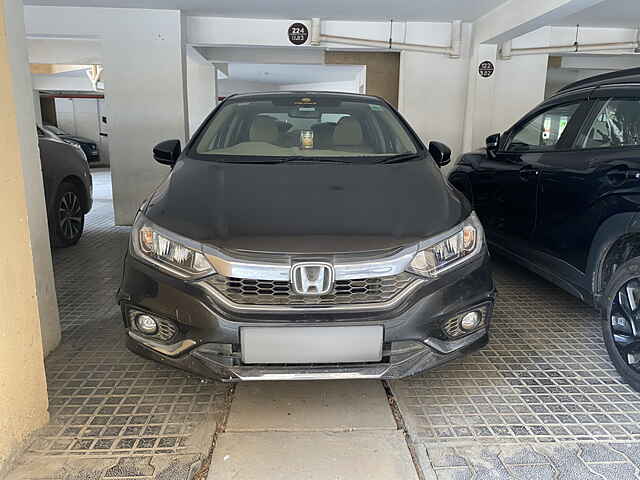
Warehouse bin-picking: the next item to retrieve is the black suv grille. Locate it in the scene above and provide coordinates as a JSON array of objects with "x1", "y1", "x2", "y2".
[{"x1": 206, "y1": 273, "x2": 417, "y2": 306}]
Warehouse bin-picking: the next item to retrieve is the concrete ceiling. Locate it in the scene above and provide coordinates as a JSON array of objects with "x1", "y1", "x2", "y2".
[
  {"x1": 23, "y1": 0, "x2": 509, "y2": 21},
  {"x1": 553, "y1": 0, "x2": 640, "y2": 28},
  {"x1": 225, "y1": 63, "x2": 363, "y2": 85}
]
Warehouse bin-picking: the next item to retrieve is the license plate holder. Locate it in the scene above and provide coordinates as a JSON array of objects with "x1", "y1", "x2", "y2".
[{"x1": 240, "y1": 325, "x2": 383, "y2": 364}]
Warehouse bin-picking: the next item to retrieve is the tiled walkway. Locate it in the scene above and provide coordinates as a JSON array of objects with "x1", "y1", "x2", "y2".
[
  {"x1": 8, "y1": 170, "x2": 230, "y2": 480},
  {"x1": 391, "y1": 240, "x2": 640, "y2": 478},
  {"x1": 7, "y1": 168, "x2": 640, "y2": 479}
]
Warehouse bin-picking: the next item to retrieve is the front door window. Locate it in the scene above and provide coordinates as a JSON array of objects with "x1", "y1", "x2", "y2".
[{"x1": 507, "y1": 103, "x2": 581, "y2": 152}]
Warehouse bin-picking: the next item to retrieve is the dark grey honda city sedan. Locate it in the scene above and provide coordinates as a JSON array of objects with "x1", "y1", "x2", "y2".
[{"x1": 117, "y1": 92, "x2": 495, "y2": 381}]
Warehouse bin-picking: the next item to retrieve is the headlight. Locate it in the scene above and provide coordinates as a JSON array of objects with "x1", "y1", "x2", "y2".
[
  {"x1": 131, "y1": 215, "x2": 214, "y2": 278},
  {"x1": 407, "y1": 212, "x2": 484, "y2": 278}
]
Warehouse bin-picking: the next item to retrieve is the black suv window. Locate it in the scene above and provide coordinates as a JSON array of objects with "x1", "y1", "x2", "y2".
[
  {"x1": 507, "y1": 103, "x2": 581, "y2": 152},
  {"x1": 575, "y1": 98, "x2": 640, "y2": 149}
]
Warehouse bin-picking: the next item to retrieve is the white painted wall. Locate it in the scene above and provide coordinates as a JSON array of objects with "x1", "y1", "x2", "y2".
[
  {"x1": 32, "y1": 73, "x2": 94, "y2": 91},
  {"x1": 103, "y1": 10, "x2": 187, "y2": 224},
  {"x1": 186, "y1": 45, "x2": 216, "y2": 137},
  {"x1": 398, "y1": 24, "x2": 472, "y2": 166},
  {"x1": 25, "y1": 6, "x2": 188, "y2": 225},
  {"x1": 27, "y1": 38, "x2": 101, "y2": 64},
  {"x1": 281, "y1": 80, "x2": 359, "y2": 92},
  {"x1": 33, "y1": 90, "x2": 42, "y2": 125},
  {"x1": 197, "y1": 46, "x2": 324, "y2": 65},
  {"x1": 491, "y1": 53, "x2": 549, "y2": 135},
  {"x1": 54, "y1": 97, "x2": 75, "y2": 132},
  {"x1": 188, "y1": 16, "x2": 312, "y2": 47},
  {"x1": 218, "y1": 79, "x2": 281, "y2": 97}
]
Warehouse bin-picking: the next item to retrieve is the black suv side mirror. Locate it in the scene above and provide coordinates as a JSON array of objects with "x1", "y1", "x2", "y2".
[
  {"x1": 153, "y1": 139, "x2": 181, "y2": 166},
  {"x1": 429, "y1": 141, "x2": 452, "y2": 167},
  {"x1": 486, "y1": 133, "x2": 500, "y2": 156}
]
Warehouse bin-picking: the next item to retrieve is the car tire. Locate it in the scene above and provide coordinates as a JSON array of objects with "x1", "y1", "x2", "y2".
[
  {"x1": 601, "y1": 256, "x2": 640, "y2": 392},
  {"x1": 51, "y1": 181, "x2": 85, "y2": 247}
]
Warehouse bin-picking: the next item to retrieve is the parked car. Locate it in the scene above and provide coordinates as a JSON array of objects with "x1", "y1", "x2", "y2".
[
  {"x1": 448, "y1": 67, "x2": 640, "y2": 390},
  {"x1": 37, "y1": 126, "x2": 93, "y2": 247},
  {"x1": 42, "y1": 124, "x2": 100, "y2": 163},
  {"x1": 117, "y1": 92, "x2": 496, "y2": 382}
]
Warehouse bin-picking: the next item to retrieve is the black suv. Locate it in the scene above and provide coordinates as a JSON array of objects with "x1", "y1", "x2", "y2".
[
  {"x1": 449, "y1": 68, "x2": 640, "y2": 390},
  {"x1": 118, "y1": 92, "x2": 495, "y2": 382}
]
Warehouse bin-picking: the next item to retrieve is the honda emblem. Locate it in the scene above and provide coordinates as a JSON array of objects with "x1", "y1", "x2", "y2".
[{"x1": 291, "y1": 262, "x2": 334, "y2": 295}]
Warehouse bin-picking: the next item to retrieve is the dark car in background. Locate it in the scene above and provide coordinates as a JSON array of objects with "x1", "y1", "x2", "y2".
[
  {"x1": 43, "y1": 124, "x2": 100, "y2": 163},
  {"x1": 37, "y1": 126, "x2": 93, "y2": 247},
  {"x1": 448, "y1": 67, "x2": 640, "y2": 390},
  {"x1": 117, "y1": 92, "x2": 496, "y2": 382}
]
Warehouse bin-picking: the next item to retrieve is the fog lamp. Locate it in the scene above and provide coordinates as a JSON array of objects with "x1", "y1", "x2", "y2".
[
  {"x1": 136, "y1": 314, "x2": 158, "y2": 335},
  {"x1": 460, "y1": 311, "x2": 481, "y2": 331}
]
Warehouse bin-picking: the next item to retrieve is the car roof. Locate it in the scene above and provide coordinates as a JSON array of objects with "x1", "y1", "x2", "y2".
[
  {"x1": 558, "y1": 67, "x2": 640, "y2": 93},
  {"x1": 224, "y1": 91, "x2": 387, "y2": 103}
]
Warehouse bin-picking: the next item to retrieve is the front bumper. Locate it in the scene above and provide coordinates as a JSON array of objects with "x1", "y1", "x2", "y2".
[{"x1": 118, "y1": 250, "x2": 496, "y2": 381}]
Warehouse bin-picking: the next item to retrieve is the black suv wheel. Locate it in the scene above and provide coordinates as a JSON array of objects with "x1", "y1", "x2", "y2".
[
  {"x1": 52, "y1": 181, "x2": 85, "y2": 247},
  {"x1": 602, "y1": 257, "x2": 640, "y2": 391}
]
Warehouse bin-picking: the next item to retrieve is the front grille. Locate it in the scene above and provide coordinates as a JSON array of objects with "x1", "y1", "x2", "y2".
[{"x1": 206, "y1": 272, "x2": 417, "y2": 306}]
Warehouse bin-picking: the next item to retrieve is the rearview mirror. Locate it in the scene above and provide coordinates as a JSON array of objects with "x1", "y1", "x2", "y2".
[
  {"x1": 153, "y1": 139, "x2": 181, "y2": 166},
  {"x1": 486, "y1": 133, "x2": 500, "y2": 155},
  {"x1": 428, "y1": 141, "x2": 451, "y2": 167}
]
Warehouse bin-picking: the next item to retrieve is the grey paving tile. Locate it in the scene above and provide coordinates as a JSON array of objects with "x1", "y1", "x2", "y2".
[
  {"x1": 427, "y1": 446, "x2": 468, "y2": 468},
  {"x1": 434, "y1": 467, "x2": 473, "y2": 480},
  {"x1": 586, "y1": 462, "x2": 638, "y2": 480},
  {"x1": 508, "y1": 464, "x2": 556, "y2": 480},
  {"x1": 464, "y1": 447, "x2": 511, "y2": 480},
  {"x1": 610, "y1": 444, "x2": 640, "y2": 469},
  {"x1": 579, "y1": 444, "x2": 629, "y2": 463},
  {"x1": 500, "y1": 445, "x2": 549, "y2": 465},
  {"x1": 538, "y1": 445, "x2": 604, "y2": 480}
]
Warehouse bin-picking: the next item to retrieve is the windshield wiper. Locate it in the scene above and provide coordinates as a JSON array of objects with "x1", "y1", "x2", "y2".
[
  {"x1": 376, "y1": 153, "x2": 423, "y2": 164},
  {"x1": 279, "y1": 156, "x2": 352, "y2": 164}
]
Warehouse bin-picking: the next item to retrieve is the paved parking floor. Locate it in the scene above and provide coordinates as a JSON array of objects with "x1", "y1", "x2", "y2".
[{"x1": 7, "y1": 168, "x2": 640, "y2": 480}]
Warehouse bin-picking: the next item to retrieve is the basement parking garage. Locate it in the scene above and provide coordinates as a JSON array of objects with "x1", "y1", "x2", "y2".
[{"x1": 3, "y1": 0, "x2": 640, "y2": 479}]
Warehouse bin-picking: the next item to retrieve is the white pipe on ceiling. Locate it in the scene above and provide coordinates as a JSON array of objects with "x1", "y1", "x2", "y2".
[
  {"x1": 310, "y1": 18, "x2": 463, "y2": 58},
  {"x1": 508, "y1": 41, "x2": 638, "y2": 56}
]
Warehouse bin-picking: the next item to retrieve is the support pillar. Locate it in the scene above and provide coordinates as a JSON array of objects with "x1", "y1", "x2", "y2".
[{"x1": 0, "y1": 0, "x2": 51, "y2": 474}]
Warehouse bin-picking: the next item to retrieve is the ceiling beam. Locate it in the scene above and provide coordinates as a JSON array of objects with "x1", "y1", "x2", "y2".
[
  {"x1": 30, "y1": 63, "x2": 90, "y2": 75},
  {"x1": 474, "y1": 0, "x2": 608, "y2": 44}
]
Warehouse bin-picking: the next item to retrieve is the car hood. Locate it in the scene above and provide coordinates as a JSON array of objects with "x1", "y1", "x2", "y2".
[
  {"x1": 144, "y1": 158, "x2": 469, "y2": 254},
  {"x1": 62, "y1": 134, "x2": 95, "y2": 144}
]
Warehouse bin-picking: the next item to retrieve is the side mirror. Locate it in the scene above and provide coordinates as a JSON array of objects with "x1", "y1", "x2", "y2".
[
  {"x1": 429, "y1": 141, "x2": 451, "y2": 167},
  {"x1": 486, "y1": 133, "x2": 500, "y2": 155},
  {"x1": 153, "y1": 139, "x2": 181, "y2": 166}
]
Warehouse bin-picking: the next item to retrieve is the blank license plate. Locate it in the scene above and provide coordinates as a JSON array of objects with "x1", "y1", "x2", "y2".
[{"x1": 241, "y1": 326, "x2": 383, "y2": 364}]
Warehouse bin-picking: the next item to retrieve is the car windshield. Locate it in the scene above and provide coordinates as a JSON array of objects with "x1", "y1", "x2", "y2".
[
  {"x1": 192, "y1": 94, "x2": 419, "y2": 162},
  {"x1": 45, "y1": 125, "x2": 66, "y2": 135}
]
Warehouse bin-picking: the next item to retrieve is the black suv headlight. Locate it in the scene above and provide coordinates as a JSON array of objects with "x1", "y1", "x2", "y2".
[
  {"x1": 131, "y1": 214, "x2": 215, "y2": 279},
  {"x1": 407, "y1": 212, "x2": 484, "y2": 278}
]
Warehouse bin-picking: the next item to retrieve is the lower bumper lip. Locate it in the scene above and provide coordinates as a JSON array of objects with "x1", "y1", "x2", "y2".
[{"x1": 127, "y1": 328, "x2": 489, "y2": 382}]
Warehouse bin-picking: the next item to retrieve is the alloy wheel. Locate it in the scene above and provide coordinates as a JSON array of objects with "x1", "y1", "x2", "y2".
[
  {"x1": 58, "y1": 191, "x2": 82, "y2": 240},
  {"x1": 611, "y1": 278, "x2": 640, "y2": 371}
]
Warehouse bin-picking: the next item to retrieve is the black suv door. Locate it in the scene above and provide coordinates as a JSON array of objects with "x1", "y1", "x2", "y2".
[
  {"x1": 535, "y1": 89, "x2": 640, "y2": 273},
  {"x1": 474, "y1": 100, "x2": 588, "y2": 245}
]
